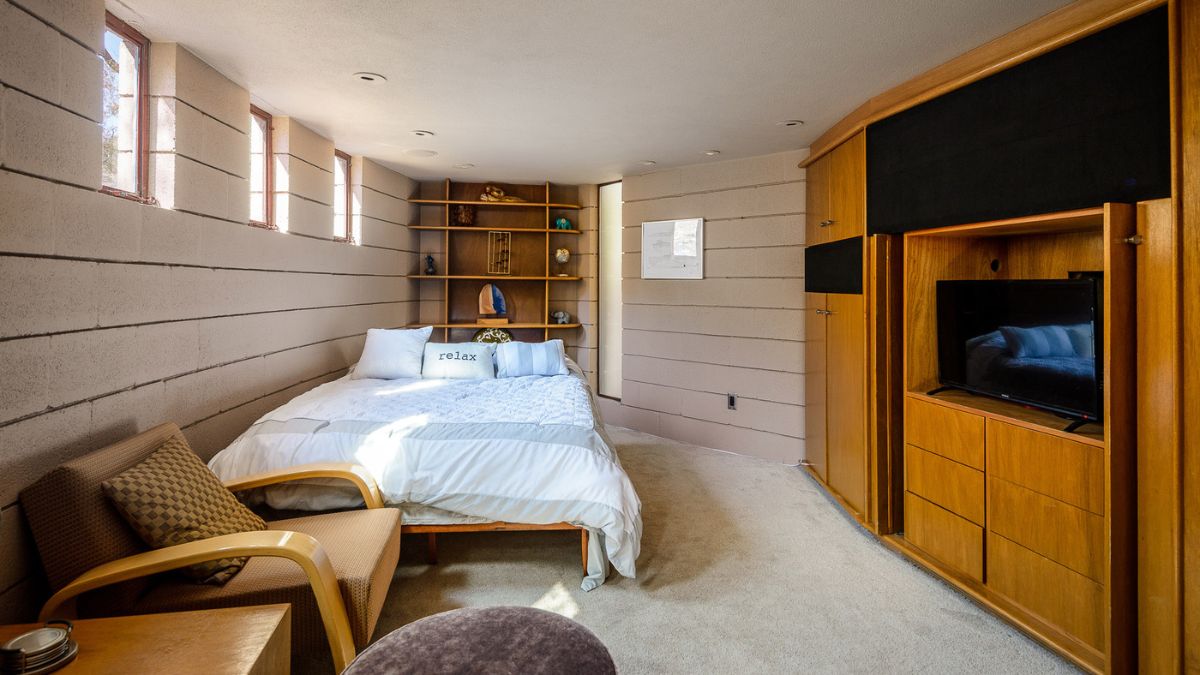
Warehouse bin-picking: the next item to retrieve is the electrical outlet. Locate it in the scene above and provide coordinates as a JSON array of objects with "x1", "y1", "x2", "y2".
[{"x1": 727, "y1": 393, "x2": 737, "y2": 410}]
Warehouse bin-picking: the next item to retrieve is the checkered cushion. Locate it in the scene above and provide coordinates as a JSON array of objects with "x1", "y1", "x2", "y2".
[{"x1": 101, "y1": 436, "x2": 267, "y2": 584}]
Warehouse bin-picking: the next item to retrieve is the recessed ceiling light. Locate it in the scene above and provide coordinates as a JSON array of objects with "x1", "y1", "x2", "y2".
[
  {"x1": 453, "y1": 163, "x2": 475, "y2": 169},
  {"x1": 405, "y1": 149, "x2": 438, "y2": 158},
  {"x1": 639, "y1": 160, "x2": 657, "y2": 166},
  {"x1": 776, "y1": 119, "x2": 806, "y2": 127},
  {"x1": 704, "y1": 150, "x2": 721, "y2": 157},
  {"x1": 411, "y1": 129, "x2": 436, "y2": 137},
  {"x1": 353, "y1": 72, "x2": 387, "y2": 83}
]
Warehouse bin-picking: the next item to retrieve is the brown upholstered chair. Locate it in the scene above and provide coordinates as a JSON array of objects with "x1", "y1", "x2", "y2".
[{"x1": 19, "y1": 422, "x2": 401, "y2": 672}]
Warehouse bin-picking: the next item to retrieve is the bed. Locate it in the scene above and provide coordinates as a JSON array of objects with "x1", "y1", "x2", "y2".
[
  {"x1": 207, "y1": 360, "x2": 642, "y2": 590},
  {"x1": 963, "y1": 330, "x2": 1098, "y2": 414}
]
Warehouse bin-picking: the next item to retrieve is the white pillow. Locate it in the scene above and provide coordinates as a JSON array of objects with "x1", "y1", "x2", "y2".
[
  {"x1": 422, "y1": 342, "x2": 496, "y2": 379},
  {"x1": 352, "y1": 327, "x2": 432, "y2": 380},
  {"x1": 495, "y1": 340, "x2": 569, "y2": 377}
]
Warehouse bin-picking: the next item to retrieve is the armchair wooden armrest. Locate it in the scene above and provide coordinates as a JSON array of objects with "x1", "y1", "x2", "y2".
[
  {"x1": 223, "y1": 462, "x2": 385, "y2": 509},
  {"x1": 38, "y1": 530, "x2": 357, "y2": 672}
]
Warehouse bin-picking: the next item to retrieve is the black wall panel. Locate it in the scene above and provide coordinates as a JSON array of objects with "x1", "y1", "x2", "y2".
[
  {"x1": 867, "y1": 7, "x2": 1169, "y2": 234},
  {"x1": 805, "y1": 237, "x2": 863, "y2": 294}
]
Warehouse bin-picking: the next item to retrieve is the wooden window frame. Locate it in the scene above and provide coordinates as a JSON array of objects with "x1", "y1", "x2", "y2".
[
  {"x1": 333, "y1": 149, "x2": 354, "y2": 243},
  {"x1": 249, "y1": 105, "x2": 275, "y2": 229},
  {"x1": 101, "y1": 12, "x2": 152, "y2": 203}
]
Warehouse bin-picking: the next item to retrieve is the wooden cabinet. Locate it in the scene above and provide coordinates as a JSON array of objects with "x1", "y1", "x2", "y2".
[
  {"x1": 805, "y1": 132, "x2": 866, "y2": 247},
  {"x1": 891, "y1": 205, "x2": 1136, "y2": 673},
  {"x1": 804, "y1": 288, "x2": 867, "y2": 516}
]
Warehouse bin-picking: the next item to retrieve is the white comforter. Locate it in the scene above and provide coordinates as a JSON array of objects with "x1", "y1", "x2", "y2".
[{"x1": 208, "y1": 366, "x2": 642, "y2": 590}]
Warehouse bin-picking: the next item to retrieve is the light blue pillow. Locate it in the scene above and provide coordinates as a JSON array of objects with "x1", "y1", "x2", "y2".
[
  {"x1": 1064, "y1": 323, "x2": 1095, "y2": 358},
  {"x1": 998, "y1": 325, "x2": 1076, "y2": 359},
  {"x1": 421, "y1": 342, "x2": 496, "y2": 379},
  {"x1": 495, "y1": 340, "x2": 569, "y2": 377}
]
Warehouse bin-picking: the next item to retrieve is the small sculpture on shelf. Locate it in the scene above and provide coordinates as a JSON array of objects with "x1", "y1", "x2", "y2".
[
  {"x1": 553, "y1": 216, "x2": 573, "y2": 230},
  {"x1": 550, "y1": 311, "x2": 571, "y2": 325},
  {"x1": 472, "y1": 327, "x2": 513, "y2": 343},
  {"x1": 554, "y1": 248, "x2": 571, "y2": 276},
  {"x1": 480, "y1": 185, "x2": 525, "y2": 203},
  {"x1": 478, "y1": 283, "x2": 509, "y2": 325},
  {"x1": 454, "y1": 205, "x2": 476, "y2": 226},
  {"x1": 424, "y1": 255, "x2": 436, "y2": 275}
]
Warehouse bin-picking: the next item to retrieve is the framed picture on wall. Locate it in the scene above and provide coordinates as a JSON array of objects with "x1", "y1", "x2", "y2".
[{"x1": 641, "y1": 218, "x2": 704, "y2": 279}]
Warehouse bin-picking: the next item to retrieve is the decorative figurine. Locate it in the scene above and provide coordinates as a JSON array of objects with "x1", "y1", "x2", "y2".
[
  {"x1": 479, "y1": 185, "x2": 525, "y2": 202},
  {"x1": 550, "y1": 311, "x2": 571, "y2": 325},
  {"x1": 553, "y1": 216, "x2": 572, "y2": 230},
  {"x1": 478, "y1": 283, "x2": 508, "y2": 325},
  {"x1": 555, "y1": 248, "x2": 571, "y2": 264},
  {"x1": 424, "y1": 255, "x2": 436, "y2": 275},
  {"x1": 454, "y1": 205, "x2": 476, "y2": 226}
]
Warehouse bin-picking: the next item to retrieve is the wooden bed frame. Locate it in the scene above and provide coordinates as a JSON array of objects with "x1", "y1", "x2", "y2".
[{"x1": 401, "y1": 522, "x2": 589, "y2": 575}]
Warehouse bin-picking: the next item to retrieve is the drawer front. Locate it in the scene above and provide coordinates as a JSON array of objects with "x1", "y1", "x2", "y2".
[
  {"x1": 987, "y1": 532, "x2": 1104, "y2": 650},
  {"x1": 905, "y1": 445, "x2": 984, "y2": 525},
  {"x1": 988, "y1": 477, "x2": 1105, "y2": 581},
  {"x1": 904, "y1": 492, "x2": 983, "y2": 581},
  {"x1": 904, "y1": 396, "x2": 985, "y2": 469},
  {"x1": 986, "y1": 420, "x2": 1104, "y2": 515}
]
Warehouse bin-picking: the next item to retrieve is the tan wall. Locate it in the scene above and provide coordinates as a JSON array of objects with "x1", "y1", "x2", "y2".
[
  {"x1": 0, "y1": 0, "x2": 417, "y2": 620},
  {"x1": 600, "y1": 150, "x2": 807, "y2": 463}
]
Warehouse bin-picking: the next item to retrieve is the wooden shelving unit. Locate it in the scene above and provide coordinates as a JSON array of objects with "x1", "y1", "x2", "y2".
[
  {"x1": 890, "y1": 204, "x2": 1135, "y2": 673},
  {"x1": 415, "y1": 179, "x2": 583, "y2": 342}
]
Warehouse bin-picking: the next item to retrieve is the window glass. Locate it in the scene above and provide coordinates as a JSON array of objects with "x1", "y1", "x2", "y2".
[
  {"x1": 249, "y1": 109, "x2": 271, "y2": 226},
  {"x1": 101, "y1": 23, "x2": 144, "y2": 194},
  {"x1": 333, "y1": 151, "x2": 351, "y2": 241},
  {"x1": 599, "y1": 181, "x2": 623, "y2": 398}
]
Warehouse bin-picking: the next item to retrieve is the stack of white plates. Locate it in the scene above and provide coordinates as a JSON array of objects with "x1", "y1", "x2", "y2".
[{"x1": 0, "y1": 621, "x2": 78, "y2": 675}]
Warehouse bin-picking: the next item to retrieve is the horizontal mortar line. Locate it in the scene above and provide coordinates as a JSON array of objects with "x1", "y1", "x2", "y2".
[
  {"x1": 151, "y1": 150, "x2": 246, "y2": 180},
  {"x1": 9, "y1": 0, "x2": 96, "y2": 53},
  {"x1": 622, "y1": 178, "x2": 805, "y2": 204},
  {"x1": 623, "y1": 301, "x2": 804, "y2": 310},
  {"x1": 0, "y1": 299, "x2": 411, "y2": 345},
  {"x1": 275, "y1": 152, "x2": 332, "y2": 175},
  {"x1": 624, "y1": 212, "x2": 805, "y2": 226},
  {"x1": 620, "y1": 275, "x2": 805, "y2": 280},
  {"x1": 621, "y1": 326, "x2": 802, "y2": 341},
  {"x1": 0, "y1": 79, "x2": 99, "y2": 125},
  {"x1": 0, "y1": 330, "x2": 381, "y2": 430},
  {"x1": 0, "y1": 166, "x2": 99, "y2": 192},
  {"x1": 360, "y1": 214, "x2": 413, "y2": 228},
  {"x1": 149, "y1": 95, "x2": 246, "y2": 135},
  {"x1": 278, "y1": 191, "x2": 333, "y2": 208},
  {"x1": 622, "y1": 328, "x2": 802, "y2": 343},
  {"x1": 182, "y1": 366, "x2": 348, "y2": 434},
  {"x1": 0, "y1": 251, "x2": 410, "y2": 278},
  {"x1": 623, "y1": 356, "x2": 803, "y2": 377},
  {"x1": 358, "y1": 184, "x2": 414, "y2": 203},
  {"x1": 171, "y1": 208, "x2": 251, "y2": 227},
  {"x1": 609, "y1": 400, "x2": 805, "y2": 439}
]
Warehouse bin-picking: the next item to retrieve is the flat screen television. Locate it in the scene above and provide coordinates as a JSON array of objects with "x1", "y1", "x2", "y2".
[{"x1": 935, "y1": 279, "x2": 1102, "y2": 423}]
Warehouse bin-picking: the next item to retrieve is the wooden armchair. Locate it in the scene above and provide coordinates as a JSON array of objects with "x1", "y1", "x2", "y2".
[{"x1": 20, "y1": 423, "x2": 401, "y2": 672}]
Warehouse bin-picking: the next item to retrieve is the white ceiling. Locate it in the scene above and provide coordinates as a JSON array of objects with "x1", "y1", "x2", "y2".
[{"x1": 110, "y1": 0, "x2": 1071, "y2": 184}]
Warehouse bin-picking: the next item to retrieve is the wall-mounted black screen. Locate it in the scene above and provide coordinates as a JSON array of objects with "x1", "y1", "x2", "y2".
[
  {"x1": 805, "y1": 237, "x2": 862, "y2": 294},
  {"x1": 867, "y1": 7, "x2": 1169, "y2": 234}
]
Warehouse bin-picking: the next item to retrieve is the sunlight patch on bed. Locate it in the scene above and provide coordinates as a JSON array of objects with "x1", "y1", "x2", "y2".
[
  {"x1": 531, "y1": 581, "x2": 579, "y2": 619},
  {"x1": 353, "y1": 413, "x2": 430, "y2": 473},
  {"x1": 371, "y1": 379, "x2": 451, "y2": 396}
]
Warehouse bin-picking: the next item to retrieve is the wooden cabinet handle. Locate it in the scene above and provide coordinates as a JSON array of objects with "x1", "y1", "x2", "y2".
[{"x1": 819, "y1": 219, "x2": 835, "y2": 227}]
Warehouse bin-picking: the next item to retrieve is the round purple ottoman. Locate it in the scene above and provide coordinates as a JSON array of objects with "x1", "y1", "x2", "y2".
[{"x1": 344, "y1": 606, "x2": 617, "y2": 675}]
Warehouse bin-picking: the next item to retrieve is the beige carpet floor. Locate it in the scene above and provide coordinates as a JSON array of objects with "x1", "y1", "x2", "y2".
[{"x1": 370, "y1": 426, "x2": 1077, "y2": 674}]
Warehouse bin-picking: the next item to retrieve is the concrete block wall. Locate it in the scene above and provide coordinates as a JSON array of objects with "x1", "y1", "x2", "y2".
[
  {"x1": 599, "y1": 150, "x2": 807, "y2": 463},
  {"x1": 0, "y1": 0, "x2": 417, "y2": 621}
]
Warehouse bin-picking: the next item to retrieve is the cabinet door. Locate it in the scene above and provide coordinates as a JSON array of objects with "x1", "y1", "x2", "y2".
[
  {"x1": 804, "y1": 293, "x2": 828, "y2": 481},
  {"x1": 826, "y1": 292, "x2": 867, "y2": 514},
  {"x1": 805, "y1": 154, "x2": 832, "y2": 247},
  {"x1": 828, "y1": 132, "x2": 867, "y2": 242}
]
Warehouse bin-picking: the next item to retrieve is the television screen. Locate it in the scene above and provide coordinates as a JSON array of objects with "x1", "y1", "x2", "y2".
[{"x1": 936, "y1": 279, "x2": 1102, "y2": 422}]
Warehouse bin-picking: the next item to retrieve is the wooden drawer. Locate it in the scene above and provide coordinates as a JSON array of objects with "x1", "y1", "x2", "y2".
[
  {"x1": 988, "y1": 477, "x2": 1104, "y2": 581},
  {"x1": 905, "y1": 445, "x2": 984, "y2": 525},
  {"x1": 904, "y1": 396, "x2": 985, "y2": 469},
  {"x1": 987, "y1": 532, "x2": 1104, "y2": 650},
  {"x1": 986, "y1": 420, "x2": 1104, "y2": 514},
  {"x1": 904, "y1": 492, "x2": 983, "y2": 581}
]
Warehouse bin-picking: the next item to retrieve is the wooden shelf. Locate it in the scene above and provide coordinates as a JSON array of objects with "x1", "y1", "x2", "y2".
[
  {"x1": 409, "y1": 323, "x2": 581, "y2": 329},
  {"x1": 907, "y1": 388, "x2": 1104, "y2": 445},
  {"x1": 409, "y1": 225, "x2": 580, "y2": 234},
  {"x1": 906, "y1": 206, "x2": 1105, "y2": 239},
  {"x1": 416, "y1": 275, "x2": 580, "y2": 281},
  {"x1": 411, "y1": 198, "x2": 582, "y2": 210}
]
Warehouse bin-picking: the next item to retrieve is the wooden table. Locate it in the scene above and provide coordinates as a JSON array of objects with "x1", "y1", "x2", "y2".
[{"x1": 0, "y1": 605, "x2": 290, "y2": 674}]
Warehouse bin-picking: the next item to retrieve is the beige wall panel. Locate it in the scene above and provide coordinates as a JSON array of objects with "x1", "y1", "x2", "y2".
[
  {"x1": 275, "y1": 193, "x2": 333, "y2": 238},
  {"x1": 13, "y1": 0, "x2": 105, "y2": 52},
  {"x1": 623, "y1": 304, "x2": 802, "y2": 341},
  {"x1": 149, "y1": 44, "x2": 249, "y2": 133},
  {"x1": 274, "y1": 154, "x2": 332, "y2": 205},
  {"x1": 2, "y1": 87, "x2": 100, "y2": 188},
  {"x1": 624, "y1": 355, "x2": 802, "y2": 406},
  {"x1": 624, "y1": 277, "x2": 804, "y2": 309},
  {"x1": 273, "y1": 117, "x2": 333, "y2": 171}
]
